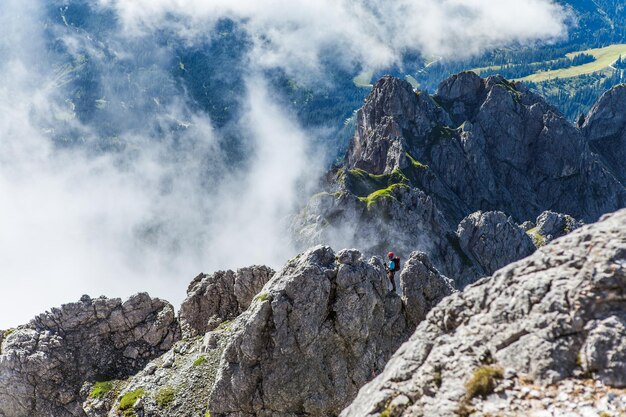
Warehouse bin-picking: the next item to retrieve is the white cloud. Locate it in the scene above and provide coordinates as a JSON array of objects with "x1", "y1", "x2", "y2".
[
  {"x1": 0, "y1": 0, "x2": 569, "y2": 328},
  {"x1": 99, "y1": 0, "x2": 569, "y2": 75}
]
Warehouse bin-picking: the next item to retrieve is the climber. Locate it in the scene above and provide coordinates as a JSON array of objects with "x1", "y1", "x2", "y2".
[{"x1": 385, "y1": 252, "x2": 400, "y2": 292}]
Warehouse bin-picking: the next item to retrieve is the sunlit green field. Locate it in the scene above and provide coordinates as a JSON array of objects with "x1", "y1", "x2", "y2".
[{"x1": 516, "y1": 44, "x2": 626, "y2": 82}]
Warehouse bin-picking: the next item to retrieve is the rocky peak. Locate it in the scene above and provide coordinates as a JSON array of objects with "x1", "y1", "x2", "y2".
[
  {"x1": 294, "y1": 73, "x2": 624, "y2": 290},
  {"x1": 208, "y1": 245, "x2": 453, "y2": 417},
  {"x1": 343, "y1": 73, "x2": 625, "y2": 223},
  {"x1": 345, "y1": 76, "x2": 451, "y2": 175},
  {"x1": 436, "y1": 71, "x2": 485, "y2": 103},
  {"x1": 582, "y1": 83, "x2": 626, "y2": 185}
]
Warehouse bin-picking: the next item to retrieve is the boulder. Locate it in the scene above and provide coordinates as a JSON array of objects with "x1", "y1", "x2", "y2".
[
  {"x1": 457, "y1": 211, "x2": 536, "y2": 275},
  {"x1": 399, "y1": 252, "x2": 456, "y2": 327},
  {"x1": 533, "y1": 210, "x2": 584, "y2": 245},
  {"x1": 178, "y1": 265, "x2": 274, "y2": 337}
]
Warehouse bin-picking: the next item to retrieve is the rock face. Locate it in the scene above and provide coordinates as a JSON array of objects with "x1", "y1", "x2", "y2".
[
  {"x1": 583, "y1": 84, "x2": 626, "y2": 186},
  {"x1": 346, "y1": 73, "x2": 625, "y2": 224},
  {"x1": 293, "y1": 73, "x2": 625, "y2": 288},
  {"x1": 345, "y1": 76, "x2": 451, "y2": 175},
  {"x1": 178, "y1": 266, "x2": 274, "y2": 337},
  {"x1": 457, "y1": 211, "x2": 536, "y2": 276},
  {"x1": 531, "y1": 210, "x2": 583, "y2": 246},
  {"x1": 399, "y1": 252, "x2": 456, "y2": 328},
  {"x1": 208, "y1": 246, "x2": 442, "y2": 417},
  {"x1": 0, "y1": 294, "x2": 179, "y2": 417},
  {"x1": 340, "y1": 208, "x2": 626, "y2": 417}
]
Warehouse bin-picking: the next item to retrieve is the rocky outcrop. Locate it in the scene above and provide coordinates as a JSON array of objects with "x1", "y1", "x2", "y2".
[
  {"x1": 208, "y1": 246, "x2": 433, "y2": 417},
  {"x1": 582, "y1": 84, "x2": 626, "y2": 185},
  {"x1": 529, "y1": 210, "x2": 584, "y2": 247},
  {"x1": 344, "y1": 73, "x2": 625, "y2": 224},
  {"x1": 0, "y1": 294, "x2": 179, "y2": 417},
  {"x1": 399, "y1": 252, "x2": 456, "y2": 328},
  {"x1": 340, "y1": 208, "x2": 626, "y2": 417},
  {"x1": 178, "y1": 265, "x2": 274, "y2": 337},
  {"x1": 457, "y1": 211, "x2": 536, "y2": 276},
  {"x1": 74, "y1": 246, "x2": 454, "y2": 417},
  {"x1": 345, "y1": 76, "x2": 452, "y2": 175}
]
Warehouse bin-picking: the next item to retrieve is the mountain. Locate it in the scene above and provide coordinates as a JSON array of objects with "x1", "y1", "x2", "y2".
[
  {"x1": 292, "y1": 73, "x2": 626, "y2": 287},
  {"x1": 412, "y1": 1, "x2": 626, "y2": 121},
  {"x1": 34, "y1": 1, "x2": 368, "y2": 158},
  {"x1": 1, "y1": 212, "x2": 623, "y2": 417},
  {"x1": 1, "y1": 73, "x2": 626, "y2": 417}
]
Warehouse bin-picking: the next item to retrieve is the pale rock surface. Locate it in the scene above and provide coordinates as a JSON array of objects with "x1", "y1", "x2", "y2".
[
  {"x1": 0, "y1": 294, "x2": 179, "y2": 417},
  {"x1": 341, "y1": 208, "x2": 626, "y2": 417},
  {"x1": 178, "y1": 265, "x2": 274, "y2": 337},
  {"x1": 208, "y1": 246, "x2": 449, "y2": 417},
  {"x1": 399, "y1": 251, "x2": 456, "y2": 327},
  {"x1": 457, "y1": 211, "x2": 536, "y2": 275}
]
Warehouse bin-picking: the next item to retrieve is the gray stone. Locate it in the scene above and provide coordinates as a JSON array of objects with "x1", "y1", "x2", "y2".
[
  {"x1": 400, "y1": 251, "x2": 456, "y2": 327},
  {"x1": 534, "y1": 211, "x2": 583, "y2": 245},
  {"x1": 580, "y1": 315, "x2": 626, "y2": 387},
  {"x1": 208, "y1": 245, "x2": 431, "y2": 417},
  {"x1": 340, "y1": 208, "x2": 626, "y2": 417},
  {"x1": 336, "y1": 248, "x2": 363, "y2": 265},
  {"x1": 0, "y1": 294, "x2": 179, "y2": 417},
  {"x1": 582, "y1": 84, "x2": 626, "y2": 186},
  {"x1": 457, "y1": 211, "x2": 536, "y2": 275},
  {"x1": 178, "y1": 265, "x2": 274, "y2": 337}
]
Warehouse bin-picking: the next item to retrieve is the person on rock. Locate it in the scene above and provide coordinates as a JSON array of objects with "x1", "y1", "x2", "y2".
[{"x1": 385, "y1": 252, "x2": 400, "y2": 292}]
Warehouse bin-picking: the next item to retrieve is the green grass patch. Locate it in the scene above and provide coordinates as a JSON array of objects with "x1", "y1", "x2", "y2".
[
  {"x1": 518, "y1": 43, "x2": 626, "y2": 82},
  {"x1": 527, "y1": 227, "x2": 545, "y2": 247},
  {"x1": 155, "y1": 386, "x2": 176, "y2": 408},
  {"x1": 216, "y1": 320, "x2": 233, "y2": 332},
  {"x1": 2, "y1": 328, "x2": 15, "y2": 337},
  {"x1": 204, "y1": 411, "x2": 211, "y2": 417},
  {"x1": 89, "y1": 380, "x2": 114, "y2": 399},
  {"x1": 118, "y1": 388, "x2": 145, "y2": 417},
  {"x1": 405, "y1": 152, "x2": 427, "y2": 169},
  {"x1": 465, "y1": 366, "x2": 503, "y2": 399},
  {"x1": 345, "y1": 168, "x2": 408, "y2": 198},
  {"x1": 255, "y1": 292, "x2": 269, "y2": 302},
  {"x1": 360, "y1": 183, "x2": 409, "y2": 209},
  {"x1": 193, "y1": 355, "x2": 207, "y2": 367},
  {"x1": 433, "y1": 370, "x2": 443, "y2": 388}
]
